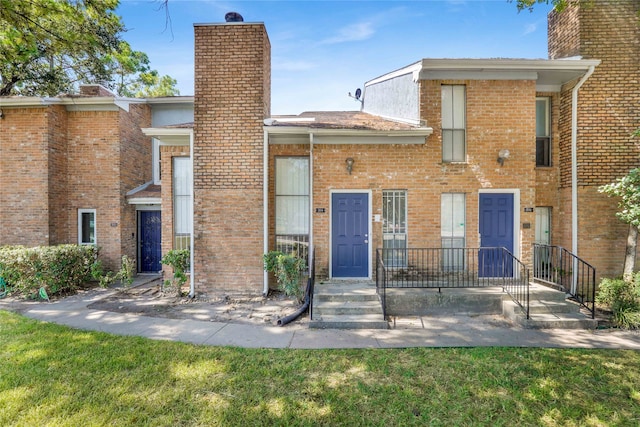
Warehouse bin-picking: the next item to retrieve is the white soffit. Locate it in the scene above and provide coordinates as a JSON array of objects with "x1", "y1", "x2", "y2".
[{"x1": 141, "y1": 128, "x2": 192, "y2": 145}]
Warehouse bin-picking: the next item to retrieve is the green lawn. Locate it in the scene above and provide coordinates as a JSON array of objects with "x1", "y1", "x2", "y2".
[{"x1": 1, "y1": 311, "x2": 639, "y2": 426}]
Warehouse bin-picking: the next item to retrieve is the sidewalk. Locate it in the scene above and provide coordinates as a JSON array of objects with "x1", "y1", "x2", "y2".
[{"x1": 4, "y1": 278, "x2": 640, "y2": 350}]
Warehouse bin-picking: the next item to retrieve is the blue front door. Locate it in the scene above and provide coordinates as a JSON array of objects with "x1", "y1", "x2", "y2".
[
  {"x1": 479, "y1": 193, "x2": 514, "y2": 277},
  {"x1": 332, "y1": 193, "x2": 369, "y2": 278},
  {"x1": 139, "y1": 211, "x2": 162, "y2": 272}
]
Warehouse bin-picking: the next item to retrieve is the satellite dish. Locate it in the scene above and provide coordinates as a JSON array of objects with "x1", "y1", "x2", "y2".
[
  {"x1": 225, "y1": 12, "x2": 244, "y2": 22},
  {"x1": 355, "y1": 88, "x2": 362, "y2": 100}
]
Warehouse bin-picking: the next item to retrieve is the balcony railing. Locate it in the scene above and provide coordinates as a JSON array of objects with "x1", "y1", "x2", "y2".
[
  {"x1": 532, "y1": 244, "x2": 596, "y2": 318},
  {"x1": 376, "y1": 247, "x2": 529, "y2": 319}
]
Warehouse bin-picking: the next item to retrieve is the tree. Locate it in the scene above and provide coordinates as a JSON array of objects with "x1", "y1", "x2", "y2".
[
  {"x1": 599, "y1": 167, "x2": 640, "y2": 282},
  {"x1": 0, "y1": 0, "x2": 178, "y2": 97},
  {"x1": 513, "y1": 0, "x2": 576, "y2": 12}
]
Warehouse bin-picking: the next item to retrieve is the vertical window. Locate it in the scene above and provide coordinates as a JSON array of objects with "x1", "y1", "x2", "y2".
[
  {"x1": 536, "y1": 97, "x2": 551, "y2": 166},
  {"x1": 173, "y1": 157, "x2": 192, "y2": 250},
  {"x1": 442, "y1": 85, "x2": 466, "y2": 162},
  {"x1": 383, "y1": 190, "x2": 407, "y2": 267},
  {"x1": 441, "y1": 193, "x2": 465, "y2": 270},
  {"x1": 153, "y1": 138, "x2": 161, "y2": 184},
  {"x1": 275, "y1": 157, "x2": 309, "y2": 261},
  {"x1": 535, "y1": 207, "x2": 551, "y2": 245},
  {"x1": 78, "y1": 209, "x2": 96, "y2": 245}
]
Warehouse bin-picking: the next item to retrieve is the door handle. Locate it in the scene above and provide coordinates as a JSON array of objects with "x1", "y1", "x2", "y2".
[{"x1": 364, "y1": 240, "x2": 369, "y2": 243}]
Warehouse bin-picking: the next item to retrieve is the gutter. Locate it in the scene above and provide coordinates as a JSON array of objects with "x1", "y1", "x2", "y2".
[
  {"x1": 263, "y1": 129, "x2": 270, "y2": 296},
  {"x1": 570, "y1": 65, "x2": 596, "y2": 294},
  {"x1": 188, "y1": 130, "x2": 196, "y2": 298}
]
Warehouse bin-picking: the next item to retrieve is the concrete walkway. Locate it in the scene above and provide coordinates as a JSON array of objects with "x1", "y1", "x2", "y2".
[{"x1": 3, "y1": 279, "x2": 640, "y2": 350}]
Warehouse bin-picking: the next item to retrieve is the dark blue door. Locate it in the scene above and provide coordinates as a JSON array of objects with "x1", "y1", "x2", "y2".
[
  {"x1": 479, "y1": 193, "x2": 514, "y2": 277},
  {"x1": 332, "y1": 193, "x2": 369, "y2": 278},
  {"x1": 140, "y1": 211, "x2": 162, "y2": 272}
]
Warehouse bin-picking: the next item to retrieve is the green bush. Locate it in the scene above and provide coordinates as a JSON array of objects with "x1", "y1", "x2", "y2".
[
  {"x1": 596, "y1": 273, "x2": 640, "y2": 329},
  {"x1": 263, "y1": 251, "x2": 306, "y2": 301},
  {"x1": 0, "y1": 244, "x2": 97, "y2": 298},
  {"x1": 161, "y1": 249, "x2": 190, "y2": 293}
]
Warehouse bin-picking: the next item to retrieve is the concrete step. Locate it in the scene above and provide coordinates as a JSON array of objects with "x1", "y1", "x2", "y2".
[
  {"x1": 528, "y1": 284, "x2": 569, "y2": 303},
  {"x1": 309, "y1": 314, "x2": 389, "y2": 330},
  {"x1": 503, "y1": 300, "x2": 597, "y2": 329},
  {"x1": 313, "y1": 300, "x2": 383, "y2": 316},
  {"x1": 506, "y1": 299, "x2": 582, "y2": 315},
  {"x1": 310, "y1": 281, "x2": 387, "y2": 329}
]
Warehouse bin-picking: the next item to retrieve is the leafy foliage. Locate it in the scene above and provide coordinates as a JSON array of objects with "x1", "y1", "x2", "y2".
[
  {"x1": 263, "y1": 251, "x2": 306, "y2": 300},
  {"x1": 599, "y1": 168, "x2": 640, "y2": 228},
  {"x1": 92, "y1": 255, "x2": 135, "y2": 288},
  {"x1": 0, "y1": 244, "x2": 97, "y2": 297},
  {"x1": 596, "y1": 273, "x2": 640, "y2": 329},
  {"x1": 161, "y1": 249, "x2": 190, "y2": 293},
  {"x1": 513, "y1": 0, "x2": 578, "y2": 12},
  {"x1": 0, "y1": 0, "x2": 178, "y2": 97}
]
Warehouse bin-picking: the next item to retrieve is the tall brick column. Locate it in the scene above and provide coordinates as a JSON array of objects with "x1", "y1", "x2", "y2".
[
  {"x1": 549, "y1": 0, "x2": 640, "y2": 278},
  {"x1": 193, "y1": 21, "x2": 271, "y2": 294}
]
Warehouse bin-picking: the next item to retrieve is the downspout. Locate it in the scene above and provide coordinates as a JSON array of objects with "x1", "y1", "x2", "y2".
[
  {"x1": 309, "y1": 133, "x2": 314, "y2": 258},
  {"x1": 188, "y1": 130, "x2": 195, "y2": 298},
  {"x1": 570, "y1": 65, "x2": 595, "y2": 295},
  {"x1": 263, "y1": 129, "x2": 270, "y2": 296}
]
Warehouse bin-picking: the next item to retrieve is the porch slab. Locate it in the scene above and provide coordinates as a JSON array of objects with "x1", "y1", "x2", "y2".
[{"x1": 385, "y1": 287, "x2": 505, "y2": 316}]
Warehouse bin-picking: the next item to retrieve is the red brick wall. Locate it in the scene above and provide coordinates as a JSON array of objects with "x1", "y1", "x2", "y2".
[
  {"x1": 193, "y1": 23, "x2": 270, "y2": 295},
  {"x1": 118, "y1": 104, "x2": 152, "y2": 267},
  {"x1": 47, "y1": 105, "x2": 70, "y2": 244},
  {"x1": 0, "y1": 107, "x2": 51, "y2": 246},
  {"x1": 550, "y1": 0, "x2": 640, "y2": 278},
  {"x1": 268, "y1": 79, "x2": 539, "y2": 279}
]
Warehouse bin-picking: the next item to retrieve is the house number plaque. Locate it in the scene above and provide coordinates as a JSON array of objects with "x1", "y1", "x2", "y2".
[{"x1": 315, "y1": 208, "x2": 326, "y2": 213}]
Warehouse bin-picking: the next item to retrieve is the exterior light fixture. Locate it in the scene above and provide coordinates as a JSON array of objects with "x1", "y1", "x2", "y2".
[
  {"x1": 497, "y1": 149, "x2": 510, "y2": 166},
  {"x1": 345, "y1": 157, "x2": 354, "y2": 174}
]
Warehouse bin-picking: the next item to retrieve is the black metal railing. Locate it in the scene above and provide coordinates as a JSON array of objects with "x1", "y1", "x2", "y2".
[
  {"x1": 532, "y1": 244, "x2": 596, "y2": 318},
  {"x1": 308, "y1": 247, "x2": 316, "y2": 320},
  {"x1": 376, "y1": 247, "x2": 530, "y2": 318}
]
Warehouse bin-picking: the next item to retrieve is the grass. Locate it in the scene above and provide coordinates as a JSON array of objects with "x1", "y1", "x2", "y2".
[{"x1": 1, "y1": 311, "x2": 639, "y2": 426}]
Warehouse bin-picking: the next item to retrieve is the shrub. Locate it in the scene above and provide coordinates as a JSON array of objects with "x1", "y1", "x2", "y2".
[
  {"x1": 0, "y1": 244, "x2": 97, "y2": 298},
  {"x1": 263, "y1": 251, "x2": 306, "y2": 301},
  {"x1": 596, "y1": 273, "x2": 640, "y2": 329},
  {"x1": 161, "y1": 249, "x2": 190, "y2": 294}
]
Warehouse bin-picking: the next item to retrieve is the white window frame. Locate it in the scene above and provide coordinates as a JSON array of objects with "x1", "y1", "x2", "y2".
[
  {"x1": 173, "y1": 157, "x2": 192, "y2": 250},
  {"x1": 441, "y1": 193, "x2": 466, "y2": 270},
  {"x1": 152, "y1": 138, "x2": 161, "y2": 184},
  {"x1": 536, "y1": 97, "x2": 551, "y2": 167},
  {"x1": 78, "y1": 209, "x2": 97, "y2": 245},
  {"x1": 441, "y1": 85, "x2": 467, "y2": 163},
  {"x1": 382, "y1": 190, "x2": 408, "y2": 267},
  {"x1": 275, "y1": 156, "x2": 310, "y2": 261}
]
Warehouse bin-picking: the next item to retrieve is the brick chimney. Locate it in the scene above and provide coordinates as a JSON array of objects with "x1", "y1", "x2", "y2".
[{"x1": 192, "y1": 18, "x2": 271, "y2": 294}]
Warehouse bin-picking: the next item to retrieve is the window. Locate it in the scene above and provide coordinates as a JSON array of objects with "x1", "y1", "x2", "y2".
[
  {"x1": 78, "y1": 209, "x2": 96, "y2": 245},
  {"x1": 173, "y1": 157, "x2": 192, "y2": 250},
  {"x1": 383, "y1": 190, "x2": 407, "y2": 267},
  {"x1": 536, "y1": 97, "x2": 551, "y2": 166},
  {"x1": 275, "y1": 157, "x2": 309, "y2": 261},
  {"x1": 535, "y1": 207, "x2": 551, "y2": 245},
  {"x1": 442, "y1": 85, "x2": 466, "y2": 162},
  {"x1": 441, "y1": 193, "x2": 465, "y2": 270}
]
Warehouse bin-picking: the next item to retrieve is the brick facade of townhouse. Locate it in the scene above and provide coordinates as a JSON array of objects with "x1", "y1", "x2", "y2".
[
  {"x1": 1, "y1": 1, "x2": 638, "y2": 298},
  {"x1": 0, "y1": 87, "x2": 151, "y2": 271},
  {"x1": 550, "y1": 0, "x2": 640, "y2": 278}
]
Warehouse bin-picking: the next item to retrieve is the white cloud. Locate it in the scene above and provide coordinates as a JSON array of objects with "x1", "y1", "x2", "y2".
[
  {"x1": 319, "y1": 21, "x2": 376, "y2": 45},
  {"x1": 523, "y1": 23, "x2": 538, "y2": 35},
  {"x1": 273, "y1": 60, "x2": 316, "y2": 71}
]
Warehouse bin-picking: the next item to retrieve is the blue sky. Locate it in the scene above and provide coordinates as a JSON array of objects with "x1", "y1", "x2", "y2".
[{"x1": 117, "y1": 0, "x2": 553, "y2": 114}]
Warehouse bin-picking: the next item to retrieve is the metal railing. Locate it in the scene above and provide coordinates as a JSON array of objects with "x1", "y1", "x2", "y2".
[
  {"x1": 376, "y1": 247, "x2": 530, "y2": 319},
  {"x1": 532, "y1": 244, "x2": 596, "y2": 318},
  {"x1": 308, "y1": 247, "x2": 316, "y2": 320}
]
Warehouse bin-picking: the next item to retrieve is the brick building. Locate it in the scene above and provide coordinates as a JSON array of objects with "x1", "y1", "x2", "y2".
[{"x1": 1, "y1": 1, "x2": 638, "y2": 298}]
